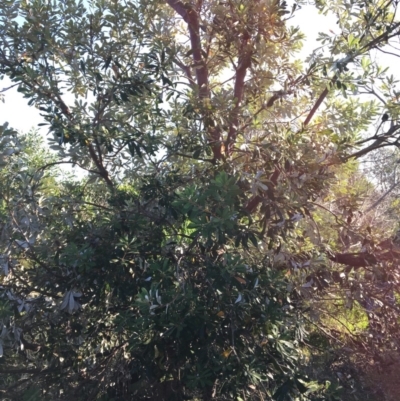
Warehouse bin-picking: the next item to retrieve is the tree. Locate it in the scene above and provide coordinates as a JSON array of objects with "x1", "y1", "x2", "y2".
[{"x1": 1, "y1": 0, "x2": 400, "y2": 400}]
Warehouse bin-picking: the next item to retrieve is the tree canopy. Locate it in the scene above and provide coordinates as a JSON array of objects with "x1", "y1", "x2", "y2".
[{"x1": 1, "y1": 0, "x2": 400, "y2": 400}]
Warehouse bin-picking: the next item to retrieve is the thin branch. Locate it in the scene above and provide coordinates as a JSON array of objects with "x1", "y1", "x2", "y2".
[
  {"x1": 303, "y1": 21, "x2": 400, "y2": 127},
  {"x1": 365, "y1": 180, "x2": 399, "y2": 213},
  {"x1": 172, "y1": 151, "x2": 214, "y2": 163},
  {"x1": 173, "y1": 57, "x2": 196, "y2": 87},
  {"x1": 358, "y1": 86, "x2": 387, "y2": 105},
  {"x1": 376, "y1": 47, "x2": 400, "y2": 58},
  {"x1": 32, "y1": 160, "x2": 99, "y2": 178},
  {"x1": 360, "y1": 22, "x2": 400, "y2": 53},
  {"x1": 0, "y1": 82, "x2": 19, "y2": 92},
  {"x1": 322, "y1": 310, "x2": 361, "y2": 338},
  {"x1": 0, "y1": 58, "x2": 114, "y2": 188},
  {"x1": 302, "y1": 315, "x2": 345, "y2": 345},
  {"x1": 348, "y1": 124, "x2": 400, "y2": 159}
]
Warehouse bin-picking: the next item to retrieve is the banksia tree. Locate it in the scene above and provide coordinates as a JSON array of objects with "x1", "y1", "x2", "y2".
[{"x1": 1, "y1": 0, "x2": 400, "y2": 400}]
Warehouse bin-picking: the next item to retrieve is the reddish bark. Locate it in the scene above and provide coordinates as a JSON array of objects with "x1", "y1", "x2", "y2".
[
  {"x1": 166, "y1": 0, "x2": 222, "y2": 160},
  {"x1": 303, "y1": 76, "x2": 337, "y2": 127},
  {"x1": 165, "y1": 2, "x2": 208, "y2": 98},
  {"x1": 226, "y1": 31, "x2": 253, "y2": 154}
]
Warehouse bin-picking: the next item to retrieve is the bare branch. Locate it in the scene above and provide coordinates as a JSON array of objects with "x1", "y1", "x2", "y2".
[{"x1": 348, "y1": 124, "x2": 400, "y2": 159}]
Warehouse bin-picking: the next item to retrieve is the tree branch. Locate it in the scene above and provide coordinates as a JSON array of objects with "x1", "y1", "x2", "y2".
[
  {"x1": 166, "y1": 0, "x2": 222, "y2": 160},
  {"x1": 166, "y1": 0, "x2": 208, "y2": 98},
  {"x1": 365, "y1": 179, "x2": 399, "y2": 213},
  {"x1": 0, "y1": 56, "x2": 114, "y2": 188},
  {"x1": 173, "y1": 57, "x2": 196, "y2": 88},
  {"x1": 303, "y1": 76, "x2": 337, "y2": 127},
  {"x1": 329, "y1": 252, "x2": 378, "y2": 267},
  {"x1": 50, "y1": 95, "x2": 113, "y2": 186},
  {"x1": 303, "y1": 21, "x2": 400, "y2": 127},
  {"x1": 347, "y1": 124, "x2": 400, "y2": 159},
  {"x1": 226, "y1": 31, "x2": 252, "y2": 154}
]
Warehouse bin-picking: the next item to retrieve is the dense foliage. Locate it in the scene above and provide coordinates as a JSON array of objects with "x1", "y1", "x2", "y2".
[{"x1": 1, "y1": 0, "x2": 400, "y2": 400}]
